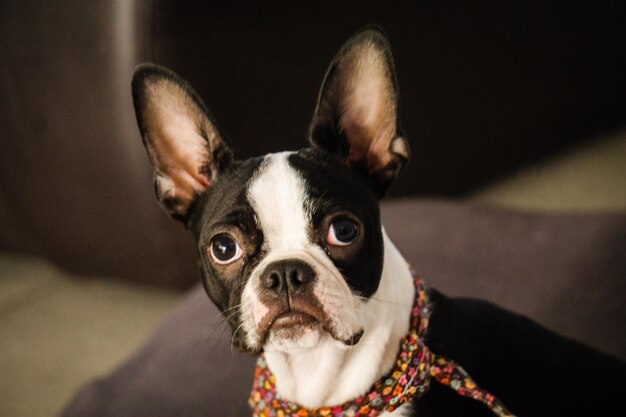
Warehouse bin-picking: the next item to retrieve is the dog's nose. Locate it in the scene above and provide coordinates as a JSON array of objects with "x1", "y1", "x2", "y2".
[{"x1": 261, "y1": 259, "x2": 316, "y2": 294}]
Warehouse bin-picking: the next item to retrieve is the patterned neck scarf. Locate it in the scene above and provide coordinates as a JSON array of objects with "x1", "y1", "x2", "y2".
[{"x1": 249, "y1": 274, "x2": 515, "y2": 417}]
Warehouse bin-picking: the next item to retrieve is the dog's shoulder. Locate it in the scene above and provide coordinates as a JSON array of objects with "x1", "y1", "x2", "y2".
[{"x1": 412, "y1": 288, "x2": 626, "y2": 416}]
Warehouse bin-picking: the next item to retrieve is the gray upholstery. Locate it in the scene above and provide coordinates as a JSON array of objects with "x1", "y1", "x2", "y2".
[
  {"x1": 382, "y1": 200, "x2": 625, "y2": 358},
  {"x1": 60, "y1": 199, "x2": 626, "y2": 417}
]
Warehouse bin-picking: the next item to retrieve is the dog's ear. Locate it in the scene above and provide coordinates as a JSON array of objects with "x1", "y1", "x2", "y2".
[
  {"x1": 309, "y1": 27, "x2": 409, "y2": 196},
  {"x1": 132, "y1": 64, "x2": 233, "y2": 222}
]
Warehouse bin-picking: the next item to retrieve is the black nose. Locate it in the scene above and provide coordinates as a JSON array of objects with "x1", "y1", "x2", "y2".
[{"x1": 261, "y1": 259, "x2": 316, "y2": 294}]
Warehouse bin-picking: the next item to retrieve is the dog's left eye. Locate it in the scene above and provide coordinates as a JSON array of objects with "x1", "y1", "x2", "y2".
[
  {"x1": 326, "y1": 218, "x2": 359, "y2": 246},
  {"x1": 209, "y1": 234, "x2": 243, "y2": 265}
]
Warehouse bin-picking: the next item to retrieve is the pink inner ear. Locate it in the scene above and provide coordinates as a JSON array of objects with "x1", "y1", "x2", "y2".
[
  {"x1": 142, "y1": 80, "x2": 215, "y2": 216},
  {"x1": 150, "y1": 119, "x2": 211, "y2": 216},
  {"x1": 339, "y1": 47, "x2": 398, "y2": 173}
]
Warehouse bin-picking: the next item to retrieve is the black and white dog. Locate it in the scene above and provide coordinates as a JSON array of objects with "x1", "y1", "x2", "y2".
[{"x1": 131, "y1": 27, "x2": 623, "y2": 416}]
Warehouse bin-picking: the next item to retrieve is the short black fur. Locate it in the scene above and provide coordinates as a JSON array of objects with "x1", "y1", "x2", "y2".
[
  {"x1": 189, "y1": 156, "x2": 265, "y2": 349},
  {"x1": 415, "y1": 289, "x2": 626, "y2": 416},
  {"x1": 289, "y1": 149, "x2": 385, "y2": 298}
]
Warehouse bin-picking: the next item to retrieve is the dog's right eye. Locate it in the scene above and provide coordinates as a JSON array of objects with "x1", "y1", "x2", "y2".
[{"x1": 209, "y1": 234, "x2": 243, "y2": 265}]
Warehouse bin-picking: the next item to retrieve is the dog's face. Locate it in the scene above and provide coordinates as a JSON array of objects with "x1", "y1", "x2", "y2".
[
  {"x1": 194, "y1": 149, "x2": 384, "y2": 352},
  {"x1": 132, "y1": 27, "x2": 409, "y2": 353}
]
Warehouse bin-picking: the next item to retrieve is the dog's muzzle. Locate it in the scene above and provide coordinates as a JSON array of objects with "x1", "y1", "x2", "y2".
[{"x1": 255, "y1": 259, "x2": 363, "y2": 347}]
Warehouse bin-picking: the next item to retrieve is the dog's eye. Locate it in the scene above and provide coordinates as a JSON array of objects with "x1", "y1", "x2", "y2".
[
  {"x1": 326, "y1": 218, "x2": 359, "y2": 246},
  {"x1": 209, "y1": 234, "x2": 243, "y2": 264}
]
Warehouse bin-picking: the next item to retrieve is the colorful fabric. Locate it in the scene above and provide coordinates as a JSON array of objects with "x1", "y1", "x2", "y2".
[{"x1": 249, "y1": 273, "x2": 515, "y2": 417}]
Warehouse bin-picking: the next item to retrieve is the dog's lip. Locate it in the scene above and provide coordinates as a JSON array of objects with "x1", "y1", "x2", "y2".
[
  {"x1": 270, "y1": 311, "x2": 318, "y2": 329},
  {"x1": 256, "y1": 298, "x2": 364, "y2": 348},
  {"x1": 263, "y1": 309, "x2": 364, "y2": 347}
]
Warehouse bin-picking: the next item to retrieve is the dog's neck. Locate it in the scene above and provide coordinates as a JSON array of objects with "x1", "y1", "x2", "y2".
[{"x1": 264, "y1": 230, "x2": 415, "y2": 408}]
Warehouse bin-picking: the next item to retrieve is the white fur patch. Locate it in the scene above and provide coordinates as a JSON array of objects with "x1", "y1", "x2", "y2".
[
  {"x1": 240, "y1": 153, "x2": 415, "y2": 408},
  {"x1": 248, "y1": 153, "x2": 311, "y2": 253},
  {"x1": 263, "y1": 231, "x2": 415, "y2": 408}
]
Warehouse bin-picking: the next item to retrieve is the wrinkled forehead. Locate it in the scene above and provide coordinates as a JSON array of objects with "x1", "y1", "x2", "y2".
[
  {"x1": 193, "y1": 149, "x2": 379, "y2": 242},
  {"x1": 251, "y1": 149, "x2": 380, "y2": 215}
]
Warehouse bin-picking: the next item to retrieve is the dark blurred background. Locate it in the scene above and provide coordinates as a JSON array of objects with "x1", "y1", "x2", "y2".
[{"x1": 1, "y1": 0, "x2": 625, "y2": 288}]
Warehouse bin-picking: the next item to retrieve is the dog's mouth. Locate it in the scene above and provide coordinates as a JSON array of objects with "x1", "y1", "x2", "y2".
[
  {"x1": 257, "y1": 305, "x2": 322, "y2": 347},
  {"x1": 256, "y1": 298, "x2": 363, "y2": 349},
  {"x1": 270, "y1": 311, "x2": 318, "y2": 330}
]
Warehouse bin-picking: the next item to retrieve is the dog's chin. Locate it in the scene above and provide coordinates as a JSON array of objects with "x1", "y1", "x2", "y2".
[
  {"x1": 247, "y1": 292, "x2": 365, "y2": 353},
  {"x1": 261, "y1": 311, "x2": 322, "y2": 351},
  {"x1": 264, "y1": 325, "x2": 323, "y2": 352}
]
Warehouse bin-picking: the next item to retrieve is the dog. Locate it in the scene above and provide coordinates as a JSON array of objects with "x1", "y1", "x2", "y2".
[{"x1": 131, "y1": 27, "x2": 624, "y2": 416}]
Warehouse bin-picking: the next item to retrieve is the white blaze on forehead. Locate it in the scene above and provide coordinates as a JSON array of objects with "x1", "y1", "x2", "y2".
[{"x1": 247, "y1": 152, "x2": 311, "y2": 252}]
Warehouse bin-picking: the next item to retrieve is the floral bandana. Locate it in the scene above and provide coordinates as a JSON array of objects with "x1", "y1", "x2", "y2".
[{"x1": 249, "y1": 273, "x2": 515, "y2": 417}]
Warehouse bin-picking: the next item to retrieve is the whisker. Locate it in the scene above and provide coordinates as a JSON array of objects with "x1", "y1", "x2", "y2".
[
  {"x1": 361, "y1": 296, "x2": 411, "y2": 307},
  {"x1": 204, "y1": 319, "x2": 232, "y2": 354},
  {"x1": 221, "y1": 303, "x2": 242, "y2": 315},
  {"x1": 230, "y1": 322, "x2": 246, "y2": 356}
]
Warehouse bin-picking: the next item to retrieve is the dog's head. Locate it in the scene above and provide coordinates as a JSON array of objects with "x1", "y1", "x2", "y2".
[{"x1": 132, "y1": 27, "x2": 409, "y2": 353}]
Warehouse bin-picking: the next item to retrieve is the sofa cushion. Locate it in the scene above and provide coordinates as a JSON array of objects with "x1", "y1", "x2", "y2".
[
  {"x1": 382, "y1": 200, "x2": 626, "y2": 358},
  {"x1": 60, "y1": 199, "x2": 626, "y2": 417}
]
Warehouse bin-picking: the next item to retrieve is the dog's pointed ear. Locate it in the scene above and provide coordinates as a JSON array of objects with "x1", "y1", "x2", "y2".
[
  {"x1": 309, "y1": 27, "x2": 409, "y2": 196},
  {"x1": 132, "y1": 64, "x2": 233, "y2": 222}
]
